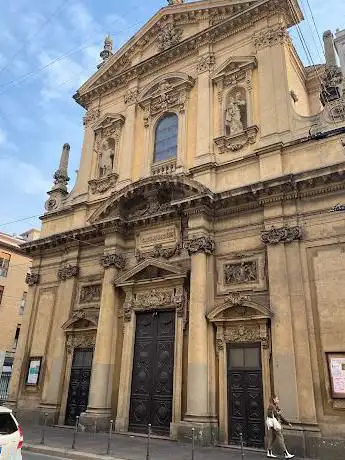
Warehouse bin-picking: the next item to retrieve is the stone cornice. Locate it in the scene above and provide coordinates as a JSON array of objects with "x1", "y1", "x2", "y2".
[
  {"x1": 21, "y1": 161, "x2": 345, "y2": 255},
  {"x1": 74, "y1": 0, "x2": 301, "y2": 109}
]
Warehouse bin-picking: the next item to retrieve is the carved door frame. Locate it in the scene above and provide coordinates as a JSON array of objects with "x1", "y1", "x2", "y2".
[
  {"x1": 208, "y1": 298, "x2": 272, "y2": 444},
  {"x1": 115, "y1": 278, "x2": 187, "y2": 438},
  {"x1": 58, "y1": 331, "x2": 96, "y2": 425}
]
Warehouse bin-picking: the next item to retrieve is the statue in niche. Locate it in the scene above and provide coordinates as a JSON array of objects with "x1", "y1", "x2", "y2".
[
  {"x1": 225, "y1": 89, "x2": 247, "y2": 136},
  {"x1": 98, "y1": 138, "x2": 114, "y2": 177}
]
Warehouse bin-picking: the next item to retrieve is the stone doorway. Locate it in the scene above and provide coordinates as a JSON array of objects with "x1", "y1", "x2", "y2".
[
  {"x1": 65, "y1": 348, "x2": 93, "y2": 426},
  {"x1": 227, "y1": 343, "x2": 265, "y2": 448},
  {"x1": 129, "y1": 310, "x2": 175, "y2": 435}
]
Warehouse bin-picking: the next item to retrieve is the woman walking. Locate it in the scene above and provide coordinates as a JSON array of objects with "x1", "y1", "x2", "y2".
[{"x1": 266, "y1": 395, "x2": 295, "y2": 459}]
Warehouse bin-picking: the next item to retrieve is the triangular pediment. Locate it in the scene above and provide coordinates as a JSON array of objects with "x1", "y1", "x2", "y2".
[
  {"x1": 92, "y1": 113, "x2": 125, "y2": 131},
  {"x1": 115, "y1": 258, "x2": 187, "y2": 286},
  {"x1": 75, "y1": 0, "x2": 302, "y2": 109},
  {"x1": 212, "y1": 56, "x2": 257, "y2": 81}
]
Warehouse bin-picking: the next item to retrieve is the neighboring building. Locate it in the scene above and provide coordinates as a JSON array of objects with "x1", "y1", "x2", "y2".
[
  {"x1": 335, "y1": 28, "x2": 345, "y2": 75},
  {"x1": 0, "y1": 229, "x2": 39, "y2": 401},
  {"x1": 7, "y1": 1, "x2": 345, "y2": 458}
]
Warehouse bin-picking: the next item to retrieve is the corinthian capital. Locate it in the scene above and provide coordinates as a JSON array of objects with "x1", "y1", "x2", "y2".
[{"x1": 184, "y1": 236, "x2": 215, "y2": 255}]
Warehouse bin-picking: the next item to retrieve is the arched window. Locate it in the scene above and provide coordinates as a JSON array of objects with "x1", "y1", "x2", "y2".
[{"x1": 153, "y1": 113, "x2": 178, "y2": 162}]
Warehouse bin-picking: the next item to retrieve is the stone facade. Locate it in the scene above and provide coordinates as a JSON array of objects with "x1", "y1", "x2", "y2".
[{"x1": 7, "y1": 1, "x2": 345, "y2": 458}]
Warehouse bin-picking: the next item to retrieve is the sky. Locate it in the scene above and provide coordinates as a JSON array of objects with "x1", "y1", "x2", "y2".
[{"x1": 0, "y1": 0, "x2": 344, "y2": 236}]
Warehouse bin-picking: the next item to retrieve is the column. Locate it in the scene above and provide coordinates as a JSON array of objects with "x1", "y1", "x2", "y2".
[
  {"x1": 194, "y1": 47, "x2": 215, "y2": 167},
  {"x1": 40, "y1": 257, "x2": 79, "y2": 424},
  {"x1": 6, "y1": 273, "x2": 40, "y2": 409},
  {"x1": 81, "y1": 237, "x2": 125, "y2": 430},
  {"x1": 261, "y1": 223, "x2": 300, "y2": 421},
  {"x1": 117, "y1": 85, "x2": 138, "y2": 189},
  {"x1": 178, "y1": 233, "x2": 217, "y2": 444}
]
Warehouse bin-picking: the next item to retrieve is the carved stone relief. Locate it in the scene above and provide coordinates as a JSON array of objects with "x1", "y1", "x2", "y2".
[
  {"x1": 66, "y1": 333, "x2": 96, "y2": 354},
  {"x1": 100, "y1": 252, "x2": 126, "y2": 270},
  {"x1": 253, "y1": 26, "x2": 290, "y2": 51},
  {"x1": 216, "y1": 323, "x2": 269, "y2": 353},
  {"x1": 26, "y1": 272, "x2": 40, "y2": 286},
  {"x1": 83, "y1": 108, "x2": 100, "y2": 126},
  {"x1": 224, "y1": 260, "x2": 257, "y2": 285},
  {"x1": 184, "y1": 236, "x2": 215, "y2": 255},
  {"x1": 122, "y1": 286, "x2": 186, "y2": 322},
  {"x1": 157, "y1": 23, "x2": 182, "y2": 51},
  {"x1": 79, "y1": 284, "x2": 102, "y2": 304},
  {"x1": 197, "y1": 54, "x2": 215, "y2": 74},
  {"x1": 135, "y1": 243, "x2": 182, "y2": 262},
  {"x1": 124, "y1": 88, "x2": 139, "y2": 105},
  {"x1": 261, "y1": 226, "x2": 302, "y2": 244},
  {"x1": 225, "y1": 87, "x2": 247, "y2": 136},
  {"x1": 89, "y1": 173, "x2": 118, "y2": 194},
  {"x1": 57, "y1": 264, "x2": 79, "y2": 281}
]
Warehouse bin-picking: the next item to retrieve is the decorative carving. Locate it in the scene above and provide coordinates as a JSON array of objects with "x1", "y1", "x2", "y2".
[
  {"x1": 89, "y1": 172, "x2": 118, "y2": 194},
  {"x1": 225, "y1": 89, "x2": 247, "y2": 136},
  {"x1": 184, "y1": 236, "x2": 215, "y2": 255},
  {"x1": 66, "y1": 333, "x2": 96, "y2": 354},
  {"x1": 83, "y1": 108, "x2": 100, "y2": 126},
  {"x1": 124, "y1": 88, "x2": 139, "y2": 105},
  {"x1": 98, "y1": 138, "x2": 115, "y2": 177},
  {"x1": 135, "y1": 243, "x2": 182, "y2": 262},
  {"x1": 197, "y1": 54, "x2": 215, "y2": 73},
  {"x1": 122, "y1": 286, "x2": 185, "y2": 321},
  {"x1": 261, "y1": 226, "x2": 302, "y2": 245},
  {"x1": 79, "y1": 284, "x2": 102, "y2": 303},
  {"x1": 100, "y1": 252, "x2": 126, "y2": 270},
  {"x1": 253, "y1": 26, "x2": 290, "y2": 50},
  {"x1": 224, "y1": 324, "x2": 262, "y2": 344},
  {"x1": 216, "y1": 338, "x2": 224, "y2": 352},
  {"x1": 225, "y1": 292, "x2": 250, "y2": 306},
  {"x1": 157, "y1": 23, "x2": 182, "y2": 51},
  {"x1": 57, "y1": 264, "x2": 79, "y2": 281},
  {"x1": 138, "y1": 74, "x2": 194, "y2": 125},
  {"x1": 25, "y1": 272, "x2": 40, "y2": 286},
  {"x1": 224, "y1": 261, "x2": 257, "y2": 285},
  {"x1": 214, "y1": 126, "x2": 259, "y2": 152}
]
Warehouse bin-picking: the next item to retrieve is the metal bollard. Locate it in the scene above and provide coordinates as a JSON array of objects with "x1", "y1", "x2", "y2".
[
  {"x1": 191, "y1": 427, "x2": 195, "y2": 460},
  {"x1": 72, "y1": 416, "x2": 79, "y2": 450},
  {"x1": 239, "y1": 432, "x2": 245, "y2": 460},
  {"x1": 146, "y1": 423, "x2": 152, "y2": 460},
  {"x1": 40, "y1": 413, "x2": 49, "y2": 445},
  {"x1": 107, "y1": 419, "x2": 113, "y2": 455}
]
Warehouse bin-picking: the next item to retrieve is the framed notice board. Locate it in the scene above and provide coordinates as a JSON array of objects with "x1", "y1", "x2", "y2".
[
  {"x1": 25, "y1": 357, "x2": 42, "y2": 386},
  {"x1": 327, "y1": 353, "x2": 345, "y2": 399}
]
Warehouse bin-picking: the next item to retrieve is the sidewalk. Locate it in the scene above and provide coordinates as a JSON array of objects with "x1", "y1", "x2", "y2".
[{"x1": 21, "y1": 424, "x2": 308, "y2": 460}]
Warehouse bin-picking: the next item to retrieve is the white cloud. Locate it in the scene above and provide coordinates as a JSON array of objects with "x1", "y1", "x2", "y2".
[{"x1": 0, "y1": 156, "x2": 50, "y2": 195}]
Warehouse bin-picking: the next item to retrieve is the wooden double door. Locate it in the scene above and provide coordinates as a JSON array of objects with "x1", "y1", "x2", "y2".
[
  {"x1": 227, "y1": 343, "x2": 265, "y2": 448},
  {"x1": 65, "y1": 348, "x2": 93, "y2": 426},
  {"x1": 129, "y1": 310, "x2": 175, "y2": 435}
]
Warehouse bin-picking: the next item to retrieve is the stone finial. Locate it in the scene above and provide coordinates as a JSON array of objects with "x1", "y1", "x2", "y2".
[
  {"x1": 98, "y1": 35, "x2": 113, "y2": 69},
  {"x1": 167, "y1": 0, "x2": 184, "y2": 4},
  {"x1": 323, "y1": 30, "x2": 337, "y2": 68},
  {"x1": 45, "y1": 143, "x2": 70, "y2": 212},
  {"x1": 53, "y1": 143, "x2": 70, "y2": 192}
]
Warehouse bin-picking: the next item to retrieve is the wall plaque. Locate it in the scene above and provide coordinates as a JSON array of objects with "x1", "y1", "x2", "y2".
[
  {"x1": 327, "y1": 352, "x2": 345, "y2": 399},
  {"x1": 137, "y1": 226, "x2": 178, "y2": 250}
]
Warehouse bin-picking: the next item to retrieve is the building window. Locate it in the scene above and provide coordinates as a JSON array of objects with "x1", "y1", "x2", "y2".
[
  {"x1": 0, "y1": 253, "x2": 10, "y2": 277},
  {"x1": 153, "y1": 113, "x2": 178, "y2": 163},
  {"x1": 19, "y1": 292, "x2": 27, "y2": 315},
  {"x1": 13, "y1": 326, "x2": 20, "y2": 350},
  {"x1": 0, "y1": 286, "x2": 3, "y2": 305}
]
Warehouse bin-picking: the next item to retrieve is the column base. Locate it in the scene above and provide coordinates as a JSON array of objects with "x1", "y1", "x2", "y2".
[
  {"x1": 175, "y1": 416, "x2": 218, "y2": 446},
  {"x1": 115, "y1": 415, "x2": 128, "y2": 433},
  {"x1": 39, "y1": 403, "x2": 60, "y2": 425},
  {"x1": 79, "y1": 408, "x2": 113, "y2": 432}
]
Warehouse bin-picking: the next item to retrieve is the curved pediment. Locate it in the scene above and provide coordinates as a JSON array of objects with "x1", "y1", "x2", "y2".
[
  {"x1": 88, "y1": 175, "x2": 213, "y2": 224},
  {"x1": 208, "y1": 293, "x2": 272, "y2": 322}
]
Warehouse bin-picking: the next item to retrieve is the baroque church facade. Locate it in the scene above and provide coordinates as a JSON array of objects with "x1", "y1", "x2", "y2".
[{"x1": 8, "y1": 0, "x2": 345, "y2": 457}]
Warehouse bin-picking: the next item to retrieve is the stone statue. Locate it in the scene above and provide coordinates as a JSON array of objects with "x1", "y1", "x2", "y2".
[
  {"x1": 99, "y1": 138, "x2": 114, "y2": 177},
  {"x1": 225, "y1": 91, "x2": 247, "y2": 136}
]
